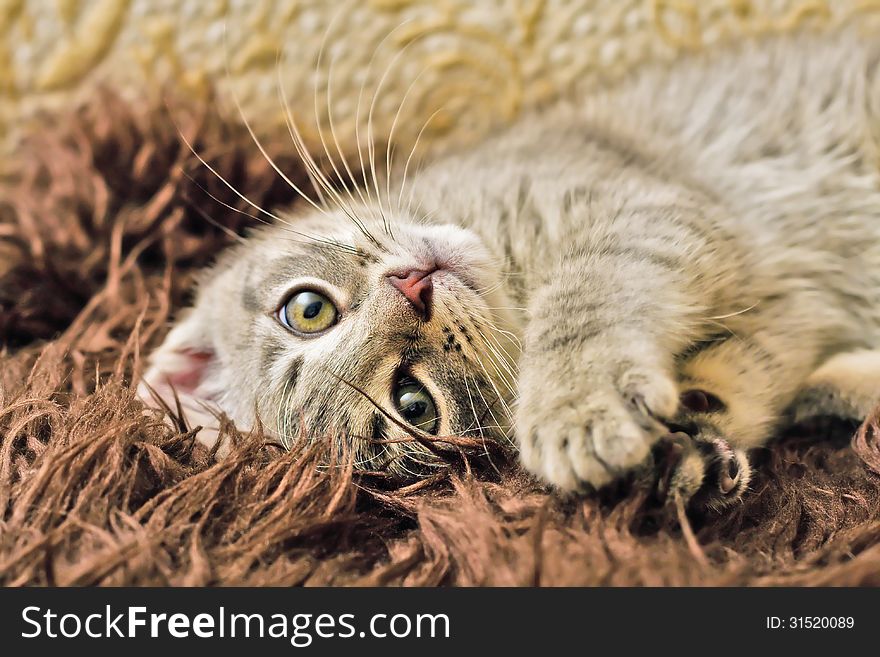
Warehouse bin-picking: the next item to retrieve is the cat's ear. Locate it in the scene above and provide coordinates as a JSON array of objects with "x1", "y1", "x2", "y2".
[{"x1": 138, "y1": 307, "x2": 225, "y2": 450}]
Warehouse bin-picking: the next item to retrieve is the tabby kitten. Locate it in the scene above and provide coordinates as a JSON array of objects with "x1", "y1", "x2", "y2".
[{"x1": 142, "y1": 29, "x2": 880, "y2": 510}]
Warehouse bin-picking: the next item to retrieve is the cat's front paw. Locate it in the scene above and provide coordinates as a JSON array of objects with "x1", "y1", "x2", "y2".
[{"x1": 516, "y1": 366, "x2": 679, "y2": 491}]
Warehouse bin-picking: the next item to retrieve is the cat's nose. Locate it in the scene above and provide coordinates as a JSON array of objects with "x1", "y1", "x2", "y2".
[{"x1": 387, "y1": 267, "x2": 436, "y2": 319}]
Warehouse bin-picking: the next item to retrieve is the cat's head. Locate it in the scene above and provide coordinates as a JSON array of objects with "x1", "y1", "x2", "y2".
[{"x1": 140, "y1": 206, "x2": 520, "y2": 475}]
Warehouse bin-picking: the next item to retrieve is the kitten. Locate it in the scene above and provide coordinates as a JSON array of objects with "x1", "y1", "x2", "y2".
[{"x1": 141, "y1": 28, "x2": 880, "y2": 511}]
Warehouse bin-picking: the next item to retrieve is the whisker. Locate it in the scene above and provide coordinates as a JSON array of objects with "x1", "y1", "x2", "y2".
[
  {"x1": 462, "y1": 375, "x2": 506, "y2": 473},
  {"x1": 326, "y1": 371, "x2": 443, "y2": 457},
  {"x1": 471, "y1": 337, "x2": 516, "y2": 409},
  {"x1": 312, "y1": 2, "x2": 359, "y2": 201},
  {"x1": 182, "y1": 171, "x2": 358, "y2": 254},
  {"x1": 325, "y1": 44, "x2": 374, "y2": 215},
  {"x1": 177, "y1": 135, "x2": 354, "y2": 254},
  {"x1": 277, "y1": 376, "x2": 298, "y2": 450},
  {"x1": 276, "y1": 51, "x2": 350, "y2": 212},
  {"x1": 165, "y1": 77, "x2": 356, "y2": 254},
  {"x1": 462, "y1": 373, "x2": 486, "y2": 437},
  {"x1": 703, "y1": 318, "x2": 741, "y2": 340},
  {"x1": 707, "y1": 301, "x2": 760, "y2": 320},
  {"x1": 472, "y1": 325, "x2": 519, "y2": 397},
  {"x1": 181, "y1": 191, "x2": 247, "y2": 244},
  {"x1": 481, "y1": 329, "x2": 521, "y2": 387},
  {"x1": 474, "y1": 311, "x2": 524, "y2": 354},
  {"x1": 311, "y1": 9, "x2": 384, "y2": 248},
  {"x1": 396, "y1": 105, "x2": 447, "y2": 212},
  {"x1": 384, "y1": 62, "x2": 436, "y2": 227},
  {"x1": 221, "y1": 24, "x2": 326, "y2": 217},
  {"x1": 475, "y1": 277, "x2": 509, "y2": 299},
  {"x1": 274, "y1": 53, "x2": 329, "y2": 207},
  {"x1": 353, "y1": 19, "x2": 416, "y2": 230},
  {"x1": 466, "y1": 372, "x2": 515, "y2": 452},
  {"x1": 365, "y1": 26, "x2": 427, "y2": 228}
]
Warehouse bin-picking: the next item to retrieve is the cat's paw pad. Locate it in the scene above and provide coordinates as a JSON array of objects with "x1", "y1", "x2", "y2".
[{"x1": 517, "y1": 368, "x2": 678, "y2": 491}]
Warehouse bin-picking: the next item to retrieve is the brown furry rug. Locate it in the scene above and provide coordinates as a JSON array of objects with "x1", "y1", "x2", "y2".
[{"x1": 2, "y1": 91, "x2": 880, "y2": 586}]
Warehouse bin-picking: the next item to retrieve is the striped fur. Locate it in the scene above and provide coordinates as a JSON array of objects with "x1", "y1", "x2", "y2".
[{"x1": 144, "y1": 28, "x2": 880, "y2": 508}]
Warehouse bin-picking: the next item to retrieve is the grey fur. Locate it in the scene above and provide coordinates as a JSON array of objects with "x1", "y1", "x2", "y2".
[{"x1": 142, "y1": 29, "x2": 880, "y2": 508}]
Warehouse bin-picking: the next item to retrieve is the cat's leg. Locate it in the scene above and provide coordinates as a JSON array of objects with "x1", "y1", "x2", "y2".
[
  {"x1": 516, "y1": 201, "x2": 747, "y2": 491},
  {"x1": 787, "y1": 349, "x2": 880, "y2": 431},
  {"x1": 664, "y1": 331, "x2": 844, "y2": 511}
]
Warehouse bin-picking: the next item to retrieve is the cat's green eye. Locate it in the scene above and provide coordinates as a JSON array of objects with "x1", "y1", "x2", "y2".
[
  {"x1": 279, "y1": 290, "x2": 338, "y2": 334},
  {"x1": 394, "y1": 376, "x2": 439, "y2": 434}
]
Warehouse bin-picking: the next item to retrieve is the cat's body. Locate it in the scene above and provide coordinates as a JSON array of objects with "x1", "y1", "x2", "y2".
[{"x1": 143, "y1": 29, "x2": 880, "y2": 509}]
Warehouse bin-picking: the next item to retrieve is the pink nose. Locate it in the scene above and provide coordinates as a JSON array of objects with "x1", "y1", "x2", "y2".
[{"x1": 388, "y1": 268, "x2": 436, "y2": 319}]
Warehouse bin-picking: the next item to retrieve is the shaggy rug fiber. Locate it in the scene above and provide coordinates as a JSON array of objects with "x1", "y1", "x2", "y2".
[{"x1": 2, "y1": 92, "x2": 880, "y2": 587}]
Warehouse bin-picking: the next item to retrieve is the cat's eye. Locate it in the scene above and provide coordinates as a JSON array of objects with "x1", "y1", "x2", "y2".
[
  {"x1": 279, "y1": 290, "x2": 338, "y2": 334},
  {"x1": 394, "y1": 376, "x2": 439, "y2": 434}
]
